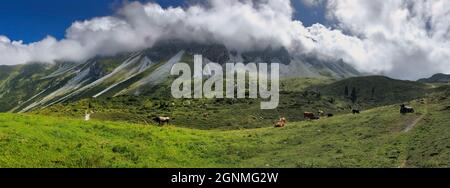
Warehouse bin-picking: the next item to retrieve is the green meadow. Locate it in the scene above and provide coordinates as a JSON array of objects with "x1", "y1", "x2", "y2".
[
  {"x1": 0, "y1": 77, "x2": 448, "y2": 168},
  {"x1": 0, "y1": 92, "x2": 448, "y2": 167}
]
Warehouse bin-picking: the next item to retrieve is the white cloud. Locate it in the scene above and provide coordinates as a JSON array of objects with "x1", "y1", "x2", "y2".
[
  {"x1": 0, "y1": 0, "x2": 301, "y2": 65},
  {"x1": 321, "y1": 0, "x2": 450, "y2": 79},
  {"x1": 0, "y1": 0, "x2": 449, "y2": 80}
]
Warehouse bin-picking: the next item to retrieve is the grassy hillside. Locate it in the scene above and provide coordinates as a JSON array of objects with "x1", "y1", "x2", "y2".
[
  {"x1": 1, "y1": 88, "x2": 448, "y2": 167},
  {"x1": 0, "y1": 65, "x2": 17, "y2": 82},
  {"x1": 34, "y1": 78, "x2": 347, "y2": 129},
  {"x1": 405, "y1": 86, "x2": 450, "y2": 167},
  {"x1": 34, "y1": 76, "x2": 432, "y2": 130},
  {"x1": 320, "y1": 76, "x2": 429, "y2": 109},
  {"x1": 0, "y1": 63, "x2": 57, "y2": 111},
  {"x1": 0, "y1": 55, "x2": 131, "y2": 113}
]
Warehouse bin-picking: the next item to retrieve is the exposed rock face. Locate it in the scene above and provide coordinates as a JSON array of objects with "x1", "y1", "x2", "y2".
[{"x1": 0, "y1": 40, "x2": 361, "y2": 112}]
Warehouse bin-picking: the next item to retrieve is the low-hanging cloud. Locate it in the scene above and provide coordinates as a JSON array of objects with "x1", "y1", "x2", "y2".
[
  {"x1": 0, "y1": 0, "x2": 449, "y2": 80},
  {"x1": 304, "y1": 0, "x2": 450, "y2": 79},
  {"x1": 0, "y1": 0, "x2": 303, "y2": 65}
]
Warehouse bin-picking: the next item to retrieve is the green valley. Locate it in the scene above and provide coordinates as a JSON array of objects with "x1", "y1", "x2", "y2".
[
  {"x1": 0, "y1": 42, "x2": 448, "y2": 168},
  {"x1": 0, "y1": 81, "x2": 448, "y2": 168}
]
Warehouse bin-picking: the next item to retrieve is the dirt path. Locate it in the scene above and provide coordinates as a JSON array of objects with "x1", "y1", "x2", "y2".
[
  {"x1": 399, "y1": 114, "x2": 424, "y2": 168},
  {"x1": 399, "y1": 99, "x2": 429, "y2": 168},
  {"x1": 402, "y1": 115, "x2": 424, "y2": 133}
]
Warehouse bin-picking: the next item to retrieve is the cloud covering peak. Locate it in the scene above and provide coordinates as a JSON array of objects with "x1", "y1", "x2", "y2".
[
  {"x1": 0, "y1": 0, "x2": 300, "y2": 64},
  {"x1": 305, "y1": 0, "x2": 450, "y2": 79},
  {"x1": 0, "y1": 0, "x2": 449, "y2": 80}
]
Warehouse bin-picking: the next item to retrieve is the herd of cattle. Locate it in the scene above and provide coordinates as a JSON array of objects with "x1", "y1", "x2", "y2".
[
  {"x1": 148, "y1": 104, "x2": 415, "y2": 127},
  {"x1": 273, "y1": 104, "x2": 415, "y2": 128},
  {"x1": 106, "y1": 104, "x2": 416, "y2": 127}
]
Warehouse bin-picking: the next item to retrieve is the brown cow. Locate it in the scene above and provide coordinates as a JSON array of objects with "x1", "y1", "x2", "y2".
[
  {"x1": 304, "y1": 112, "x2": 321, "y2": 120},
  {"x1": 304, "y1": 112, "x2": 315, "y2": 119},
  {"x1": 153, "y1": 116, "x2": 170, "y2": 125},
  {"x1": 275, "y1": 117, "x2": 287, "y2": 128}
]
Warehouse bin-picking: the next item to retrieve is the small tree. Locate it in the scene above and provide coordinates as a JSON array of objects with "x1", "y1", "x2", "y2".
[{"x1": 350, "y1": 87, "x2": 357, "y2": 103}]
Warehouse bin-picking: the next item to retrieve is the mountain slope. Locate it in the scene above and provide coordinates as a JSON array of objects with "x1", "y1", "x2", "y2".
[
  {"x1": 0, "y1": 63, "x2": 58, "y2": 111},
  {"x1": 0, "y1": 41, "x2": 361, "y2": 112},
  {"x1": 418, "y1": 73, "x2": 450, "y2": 83},
  {"x1": 320, "y1": 76, "x2": 429, "y2": 108},
  {"x1": 31, "y1": 75, "x2": 435, "y2": 130}
]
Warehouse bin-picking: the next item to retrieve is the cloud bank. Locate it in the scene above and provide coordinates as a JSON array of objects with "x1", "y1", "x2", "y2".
[
  {"x1": 0, "y1": 0, "x2": 302, "y2": 65},
  {"x1": 0, "y1": 0, "x2": 449, "y2": 80},
  {"x1": 304, "y1": 0, "x2": 450, "y2": 79}
]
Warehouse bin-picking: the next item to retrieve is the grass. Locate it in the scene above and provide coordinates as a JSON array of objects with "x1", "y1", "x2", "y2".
[
  {"x1": 404, "y1": 88, "x2": 450, "y2": 167},
  {"x1": 1, "y1": 77, "x2": 448, "y2": 168},
  {"x1": 320, "y1": 76, "x2": 429, "y2": 109},
  {"x1": 32, "y1": 77, "x2": 349, "y2": 130},
  {"x1": 32, "y1": 76, "x2": 433, "y2": 130},
  {"x1": 1, "y1": 92, "x2": 447, "y2": 167}
]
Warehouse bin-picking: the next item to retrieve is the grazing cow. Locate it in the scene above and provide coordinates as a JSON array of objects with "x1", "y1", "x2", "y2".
[
  {"x1": 400, "y1": 104, "x2": 414, "y2": 114},
  {"x1": 327, "y1": 113, "x2": 334, "y2": 117},
  {"x1": 153, "y1": 116, "x2": 171, "y2": 125},
  {"x1": 352, "y1": 109, "x2": 360, "y2": 114},
  {"x1": 275, "y1": 117, "x2": 287, "y2": 128},
  {"x1": 304, "y1": 112, "x2": 315, "y2": 119},
  {"x1": 304, "y1": 112, "x2": 320, "y2": 120}
]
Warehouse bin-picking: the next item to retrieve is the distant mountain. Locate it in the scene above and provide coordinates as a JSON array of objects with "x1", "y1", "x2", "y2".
[
  {"x1": 418, "y1": 73, "x2": 450, "y2": 83},
  {"x1": 0, "y1": 40, "x2": 361, "y2": 112}
]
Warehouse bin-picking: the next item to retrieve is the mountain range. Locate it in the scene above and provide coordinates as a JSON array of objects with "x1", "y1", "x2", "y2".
[
  {"x1": 1, "y1": 42, "x2": 448, "y2": 168},
  {"x1": 0, "y1": 40, "x2": 360, "y2": 112}
]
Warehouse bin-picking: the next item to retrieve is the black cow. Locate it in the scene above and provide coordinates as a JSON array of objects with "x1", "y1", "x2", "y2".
[{"x1": 400, "y1": 104, "x2": 414, "y2": 114}]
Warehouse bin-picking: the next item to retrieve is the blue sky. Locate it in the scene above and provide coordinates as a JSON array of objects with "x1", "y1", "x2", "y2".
[
  {"x1": 0, "y1": 0, "x2": 185, "y2": 43},
  {"x1": 291, "y1": 0, "x2": 328, "y2": 26},
  {"x1": 0, "y1": 0, "x2": 447, "y2": 79},
  {"x1": 0, "y1": 0, "x2": 326, "y2": 43}
]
